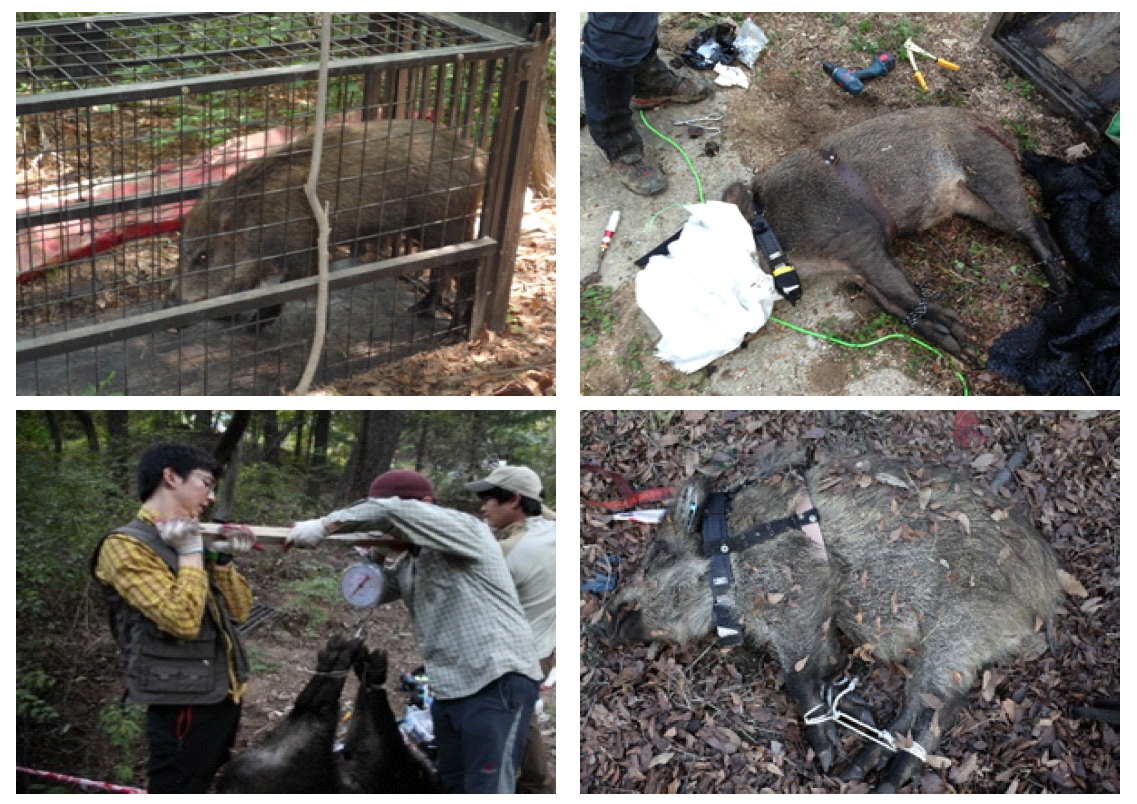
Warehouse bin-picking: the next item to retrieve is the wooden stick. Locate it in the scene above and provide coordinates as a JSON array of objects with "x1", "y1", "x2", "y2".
[{"x1": 199, "y1": 522, "x2": 403, "y2": 549}]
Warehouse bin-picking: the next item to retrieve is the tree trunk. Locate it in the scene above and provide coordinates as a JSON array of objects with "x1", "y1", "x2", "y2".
[
  {"x1": 306, "y1": 411, "x2": 332, "y2": 500},
  {"x1": 260, "y1": 411, "x2": 280, "y2": 466},
  {"x1": 71, "y1": 411, "x2": 99, "y2": 452},
  {"x1": 45, "y1": 412, "x2": 62, "y2": 454},
  {"x1": 212, "y1": 411, "x2": 252, "y2": 474},
  {"x1": 337, "y1": 411, "x2": 405, "y2": 504},
  {"x1": 105, "y1": 411, "x2": 131, "y2": 493}
]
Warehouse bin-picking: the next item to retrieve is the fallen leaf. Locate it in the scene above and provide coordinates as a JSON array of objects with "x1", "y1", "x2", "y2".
[
  {"x1": 1057, "y1": 569, "x2": 1088, "y2": 597},
  {"x1": 949, "y1": 752, "x2": 979, "y2": 784}
]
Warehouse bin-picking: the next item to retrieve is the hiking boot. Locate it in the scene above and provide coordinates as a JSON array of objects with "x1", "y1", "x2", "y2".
[
  {"x1": 631, "y1": 55, "x2": 713, "y2": 109},
  {"x1": 611, "y1": 153, "x2": 668, "y2": 196}
]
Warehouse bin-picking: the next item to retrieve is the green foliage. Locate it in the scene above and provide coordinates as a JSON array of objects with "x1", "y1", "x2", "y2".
[
  {"x1": 98, "y1": 703, "x2": 145, "y2": 783},
  {"x1": 16, "y1": 669, "x2": 60, "y2": 724},
  {"x1": 1003, "y1": 77, "x2": 1036, "y2": 100},
  {"x1": 16, "y1": 448, "x2": 135, "y2": 621},
  {"x1": 581, "y1": 285, "x2": 615, "y2": 348},
  {"x1": 1001, "y1": 117, "x2": 1040, "y2": 153},
  {"x1": 849, "y1": 19, "x2": 926, "y2": 55},
  {"x1": 227, "y1": 462, "x2": 325, "y2": 525}
]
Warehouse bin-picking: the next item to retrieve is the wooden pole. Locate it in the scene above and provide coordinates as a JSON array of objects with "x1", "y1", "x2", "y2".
[{"x1": 199, "y1": 522, "x2": 403, "y2": 549}]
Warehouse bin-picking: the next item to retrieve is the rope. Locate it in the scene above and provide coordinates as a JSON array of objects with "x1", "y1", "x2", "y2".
[
  {"x1": 640, "y1": 109, "x2": 970, "y2": 396},
  {"x1": 17, "y1": 766, "x2": 146, "y2": 794}
]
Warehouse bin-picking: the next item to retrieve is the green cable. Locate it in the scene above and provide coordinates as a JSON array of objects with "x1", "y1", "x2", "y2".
[
  {"x1": 639, "y1": 109, "x2": 704, "y2": 203},
  {"x1": 769, "y1": 317, "x2": 969, "y2": 396},
  {"x1": 640, "y1": 108, "x2": 968, "y2": 396}
]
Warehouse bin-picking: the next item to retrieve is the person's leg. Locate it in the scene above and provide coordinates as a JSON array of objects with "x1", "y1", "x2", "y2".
[
  {"x1": 146, "y1": 700, "x2": 241, "y2": 793},
  {"x1": 515, "y1": 710, "x2": 550, "y2": 793},
  {"x1": 581, "y1": 13, "x2": 668, "y2": 195},
  {"x1": 431, "y1": 698, "x2": 467, "y2": 793},
  {"x1": 431, "y1": 674, "x2": 540, "y2": 793},
  {"x1": 631, "y1": 41, "x2": 714, "y2": 109}
]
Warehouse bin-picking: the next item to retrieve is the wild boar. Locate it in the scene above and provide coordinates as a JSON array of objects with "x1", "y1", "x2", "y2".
[
  {"x1": 721, "y1": 106, "x2": 1068, "y2": 355},
  {"x1": 608, "y1": 450, "x2": 1063, "y2": 793},
  {"x1": 216, "y1": 635, "x2": 437, "y2": 793},
  {"x1": 168, "y1": 120, "x2": 487, "y2": 327}
]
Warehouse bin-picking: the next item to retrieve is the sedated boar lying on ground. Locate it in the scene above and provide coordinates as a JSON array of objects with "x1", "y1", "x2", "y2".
[
  {"x1": 169, "y1": 120, "x2": 487, "y2": 327},
  {"x1": 216, "y1": 634, "x2": 437, "y2": 793},
  {"x1": 721, "y1": 106, "x2": 1068, "y2": 355},
  {"x1": 608, "y1": 450, "x2": 1063, "y2": 793}
]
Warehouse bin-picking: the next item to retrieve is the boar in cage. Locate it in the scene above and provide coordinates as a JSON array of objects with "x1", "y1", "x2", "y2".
[
  {"x1": 168, "y1": 119, "x2": 488, "y2": 329},
  {"x1": 16, "y1": 12, "x2": 550, "y2": 394}
]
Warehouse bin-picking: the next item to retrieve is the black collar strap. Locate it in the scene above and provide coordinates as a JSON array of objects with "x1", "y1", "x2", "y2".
[
  {"x1": 701, "y1": 492, "x2": 823, "y2": 647},
  {"x1": 701, "y1": 492, "x2": 745, "y2": 646},
  {"x1": 749, "y1": 214, "x2": 802, "y2": 306},
  {"x1": 728, "y1": 507, "x2": 821, "y2": 553}
]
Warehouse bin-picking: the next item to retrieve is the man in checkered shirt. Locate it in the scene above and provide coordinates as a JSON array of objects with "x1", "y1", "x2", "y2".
[{"x1": 286, "y1": 469, "x2": 542, "y2": 794}]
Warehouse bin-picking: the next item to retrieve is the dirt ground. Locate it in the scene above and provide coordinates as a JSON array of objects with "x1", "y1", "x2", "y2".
[
  {"x1": 234, "y1": 548, "x2": 557, "y2": 790},
  {"x1": 579, "y1": 13, "x2": 1091, "y2": 396}
]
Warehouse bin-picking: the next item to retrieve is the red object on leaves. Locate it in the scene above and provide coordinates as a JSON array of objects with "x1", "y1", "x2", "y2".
[
  {"x1": 581, "y1": 464, "x2": 673, "y2": 511},
  {"x1": 952, "y1": 411, "x2": 985, "y2": 448}
]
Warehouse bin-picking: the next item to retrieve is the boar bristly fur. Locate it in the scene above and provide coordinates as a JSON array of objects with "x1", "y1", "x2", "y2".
[
  {"x1": 170, "y1": 120, "x2": 486, "y2": 326},
  {"x1": 721, "y1": 107, "x2": 1068, "y2": 356}
]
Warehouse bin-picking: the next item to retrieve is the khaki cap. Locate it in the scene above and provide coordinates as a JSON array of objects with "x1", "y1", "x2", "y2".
[{"x1": 466, "y1": 465, "x2": 542, "y2": 499}]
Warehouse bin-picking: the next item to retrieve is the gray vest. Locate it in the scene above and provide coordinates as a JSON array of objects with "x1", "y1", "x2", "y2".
[{"x1": 91, "y1": 519, "x2": 249, "y2": 705}]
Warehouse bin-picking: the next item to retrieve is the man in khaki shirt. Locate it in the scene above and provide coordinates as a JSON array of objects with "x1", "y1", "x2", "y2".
[{"x1": 468, "y1": 466, "x2": 556, "y2": 793}]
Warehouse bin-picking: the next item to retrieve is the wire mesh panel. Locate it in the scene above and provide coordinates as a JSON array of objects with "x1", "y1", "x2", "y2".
[{"x1": 15, "y1": 12, "x2": 549, "y2": 395}]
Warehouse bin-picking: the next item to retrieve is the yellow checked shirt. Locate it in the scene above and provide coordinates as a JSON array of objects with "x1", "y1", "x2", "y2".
[{"x1": 94, "y1": 507, "x2": 253, "y2": 702}]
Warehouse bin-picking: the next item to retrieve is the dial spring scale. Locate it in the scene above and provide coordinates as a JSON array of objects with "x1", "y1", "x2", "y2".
[{"x1": 341, "y1": 561, "x2": 385, "y2": 608}]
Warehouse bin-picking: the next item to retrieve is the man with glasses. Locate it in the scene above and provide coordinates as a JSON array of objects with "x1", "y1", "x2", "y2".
[{"x1": 90, "y1": 442, "x2": 255, "y2": 793}]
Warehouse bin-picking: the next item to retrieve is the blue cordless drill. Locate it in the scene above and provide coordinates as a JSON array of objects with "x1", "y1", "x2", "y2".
[{"x1": 823, "y1": 52, "x2": 896, "y2": 95}]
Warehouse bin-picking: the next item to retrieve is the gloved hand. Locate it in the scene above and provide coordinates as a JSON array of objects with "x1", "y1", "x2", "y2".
[
  {"x1": 206, "y1": 523, "x2": 255, "y2": 554},
  {"x1": 157, "y1": 518, "x2": 204, "y2": 556},
  {"x1": 286, "y1": 518, "x2": 328, "y2": 549}
]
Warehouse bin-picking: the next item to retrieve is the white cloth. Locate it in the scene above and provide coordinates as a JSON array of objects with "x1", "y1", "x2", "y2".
[{"x1": 636, "y1": 201, "x2": 780, "y2": 372}]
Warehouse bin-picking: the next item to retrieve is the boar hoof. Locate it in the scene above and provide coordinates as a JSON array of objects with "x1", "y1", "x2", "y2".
[{"x1": 806, "y1": 721, "x2": 839, "y2": 772}]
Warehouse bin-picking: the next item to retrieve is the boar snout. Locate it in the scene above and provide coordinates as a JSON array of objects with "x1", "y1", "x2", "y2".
[{"x1": 606, "y1": 600, "x2": 647, "y2": 644}]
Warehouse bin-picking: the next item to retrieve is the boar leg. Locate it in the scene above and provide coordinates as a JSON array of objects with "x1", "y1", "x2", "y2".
[
  {"x1": 785, "y1": 669, "x2": 841, "y2": 772},
  {"x1": 844, "y1": 244, "x2": 967, "y2": 355},
  {"x1": 841, "y1": 675, "x2": 969, "y2": 793},
  {"x1": 953, "y1": 175, "x2": 1068, "y2": 294}
]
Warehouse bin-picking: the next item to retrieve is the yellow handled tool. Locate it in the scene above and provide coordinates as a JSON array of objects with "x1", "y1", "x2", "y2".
[
  {"x1": 906, "y1": 46, "x2": 928, "y2": 92},
  {"x1": 905, "y1": 38, "x2": 960, "y2": 71}
]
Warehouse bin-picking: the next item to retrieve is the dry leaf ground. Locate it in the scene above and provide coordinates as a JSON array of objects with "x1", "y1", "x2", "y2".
[{"x1": 580, "y1": 410, "x2": 1119, "y2": 793}]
